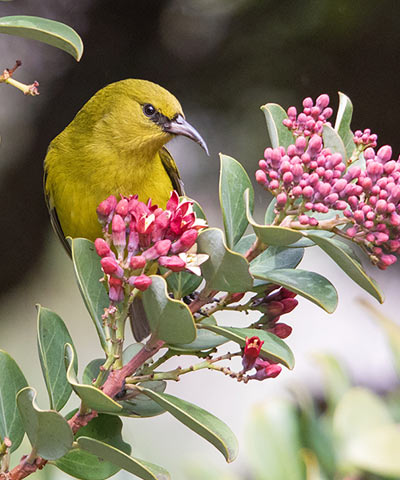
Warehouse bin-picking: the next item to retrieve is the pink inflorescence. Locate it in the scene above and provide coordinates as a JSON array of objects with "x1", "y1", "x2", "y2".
[
  {"x1": 95, "y1": 191, "x2": 207, "y2": 301},
  {"x1": 256, "y1": 93, "x2": 400, "y2": 269},
  {"x1": 282, "y1": 94, "x2": 333, "y2": 137}
]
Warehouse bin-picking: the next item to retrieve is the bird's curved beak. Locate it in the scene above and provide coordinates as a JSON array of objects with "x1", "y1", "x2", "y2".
[{"x1": 163, "y1": 114, "x2": 209, "y2": 156}]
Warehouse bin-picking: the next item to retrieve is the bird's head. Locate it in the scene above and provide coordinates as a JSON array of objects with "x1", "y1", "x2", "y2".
[{"x1": 93, "y1": 79, "x2": 208, "y2": 157}]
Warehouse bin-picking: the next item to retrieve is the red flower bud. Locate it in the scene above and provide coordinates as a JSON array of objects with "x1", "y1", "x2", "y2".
[
  {"x1": 108, "y1": 277, "x2": 124, "y2": 302},
  {"x1": 166, "y1": 191, "x2": 179, "y2": 211},
  {"x1": 96, "y1": 195, "x2": 117, "y2": 224},
  {"x1": 269, "y1": 323, "x2": 292, "y2": 339},
  {"x1": 115, "y1": 198, "x2": 129, "y2": 217},
  {"x1": 101, "y1": 257, "x2": 123, "y2": 278}
]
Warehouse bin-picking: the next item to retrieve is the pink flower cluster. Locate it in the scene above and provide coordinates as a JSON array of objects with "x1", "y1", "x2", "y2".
[
  {"x1": 95, "y1": 191, "x2": 207, "y2": 302},
  {"x1": 256, "y1": 94, "x2": 400, "y2": 269},
  {"x1": 251, "y1": 286, "x2": 298, "y2": 339},
  {"x1": 282, "y1": 94, "x2": 333, "y2": 137}
]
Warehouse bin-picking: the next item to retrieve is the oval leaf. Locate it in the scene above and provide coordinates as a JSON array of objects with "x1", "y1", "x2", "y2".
[
  {"x1": 71, "y1": 238, "x2": 108, "y2": 352},
  {"x1": 199, "y1": 325, "x2": 294, "y2": 369},
  {"x1": 82, "y1": 359, "x2": 108, "y2": 386},
  {"x1": 252, "y1": 268, "x2": 338, "y2": 313},
  {"x1": 37, "y1": 305, "x2": 77, "y2": 411},
  {"x1": 17, "y1": 387, "x2": 73, "y2": 460},
  {"x1": 65, "y1": 344, "x2": 123, "y2": 415},
  {"x1": 261, "y1": 103, "x2": 295, "y2": 149},
  {"x1": 244, "y1": 190, "x2": 303, "y2": 246},
  {"x1": 322, "y1": 124, "x2": 347, "y2": 164},
  {"x1": 197, "y1": 228, "x2": 253, "y2": 292},
  {"x1": 0, "y1": 16, "x2": 83, "y2": 60},
  {"x1": 140, "y1": 389, "x2": 238, "y2": 463},
  {"x1": 120, "y1": 381, "x2": 166, "y2": 418},
  {"x1": 219, "y1": 153, "x2": 254, "y2": 248},
  {"x1": 334, "y1": 91, "x2": 354, "y2": 160},
  {"x1": 0, "y1": 350, "x2": 28, "y2": 452},
  {"x1": 169, "y1": 316, "x2": 228, "y2": 352},
  {"x1": 250, "y1": 246, "x2": 304, "y2": 276},
  {"x1": 56, "y1": 414, "x2": 131, "y2": 480},
  {"x1": 78, "y1": 437, "x2": 170, "y2": 480},
  {"x1": 142, "y1": 276, "x2": 196, "y2": 344},
  {"x1": 165, "y1": 270, "x2": 202, "y2": 299},
  {"x1": 306, "y1": 233, "x2": 383, "y2": 303}
]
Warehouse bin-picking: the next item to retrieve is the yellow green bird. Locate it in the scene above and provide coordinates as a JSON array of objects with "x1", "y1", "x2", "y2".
[{"x1": 44, "y1": 79, "x2": 208, "y2": 253}]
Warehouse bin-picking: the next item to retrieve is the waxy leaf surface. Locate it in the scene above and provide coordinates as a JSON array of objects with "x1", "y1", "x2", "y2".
[
  {"x1": 261, "y1": 103, "x2": 294, "y2": 149},
  {"x1": 219, "y1": 154, "x2": 254, "y2": 248},
  {"x1": 37, "y1": 305, "x2": 77, "y2": 411},
  {"x1": 0, "y1": 16, "x2": 83, "y2": 60},
  {"x1": 140, "y1": 389, "x2": 238, "y2": 463},
  {"x1": 334, "y1": 92, "x2": 354, "y2": 160},
  {"x1": 17, "y1": 387, "x2": 73, "y2": 460},
  {"x1": 0, "y1": 350, "x2": 28, "y2": 452},
  {"x1": 170, "y1": 316, "x2": 228, "y2": 352},
  {"x1": 142, "y1": 276, "x2": 196, "y2": 344},
  {"x1": 71, "y1": 238, "x2": 108, "y2": 351},
  {"x1": 197, "y1": 228, "x2": 253, "y2": 292},
  {"x1": 322, "y1": 124, "x2": 347, "y2": 163}
]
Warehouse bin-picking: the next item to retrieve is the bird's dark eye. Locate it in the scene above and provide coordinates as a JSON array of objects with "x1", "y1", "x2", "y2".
[{"x1": 143, "y1": 104, "x2": 156, "y2": 117}]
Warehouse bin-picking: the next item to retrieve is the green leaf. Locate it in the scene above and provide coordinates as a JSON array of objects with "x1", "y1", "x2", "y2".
[
  {"x1": 197, "y1": 228, "x2": 253, "y2": 292},
  {"x1": 305, "y1": 233, "x2": 384, "y2": 303},
  {"x1": 78, "y1": 437, "x2": 170, "y2": 480},
  {"x1": 0, "y1": 350, "x2": 28, "y2": 452},
  {"x1": 334, "y1": 92, "x2": 354, "y2": 160},
  {"x1": 322, "y1": 124, "x2": 347, "y2": 163},
  {"x1": 65, "y1": 344, "x2": 123, "y2": 415},
  {"x1": 285, "y1": 230, "x2": 335, "y2": 248},
  {"x1": 119, "y1": 381, "x2": 166, "y2": 418},
  {"x1": 16, "y1": 387, "x2": 73, "y2": 460},
  {"x1": 140, "y1": 389, "x2": 238, "y2": 463},
  {"x1": 169, "y1": 316, "x2": 228, "y2": 352},
  {"x1": 142, "y1": 276, "x2": 196, "y2": 344},
  {"x1": 244, "y1": 190, "x2": 303, "y2": 246},
  {"x1": 56, "y1": 414, "x2": 131, "y2": 480},
  {"x1": 233, "y1": 234, "x2": 256, "y2": 255},
  {"x1": 219, "y1": 154, "x2": 254, "y2": 248},
  {"x1": 252, "y1": 268, "x2": 338, "y2": 313},
  {"x1": 0, "y1": 16, "x2": 83, "y2": 61},
  {"x1": 122, "y1": 343, "x2": 144, "y2": 364},
  {"x1": 37, "y1": 305, "x2": 77, "y2": 411},
  {"x1": 261, "y1": 103, "x2": 295, "y2": 149},
  {"x1": 265, "y1": 197, "x2": 277, "y2": 224},
  {"x1": 200, "y1": 325, "x2": 294, "y2": 369},
  {"x1": 250, "y1": 246, "x2": 304, "y2": 277},
  {"x1": 165, "y1": 270, "x2": 202, "y2": 299},
  {"x1": 71, "y1": 238, "x2": 108, "y2": 352},
  {"x1": 82, "y1": 359, "x2": 107, "y2": 386}
]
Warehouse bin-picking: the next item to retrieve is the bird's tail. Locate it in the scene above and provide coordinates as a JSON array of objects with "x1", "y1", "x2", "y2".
[{"x1": 129, "y1": 296, "x2": 151, "y2": 342}]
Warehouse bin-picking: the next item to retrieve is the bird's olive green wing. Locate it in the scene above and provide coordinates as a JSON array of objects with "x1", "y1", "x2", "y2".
[
  {"x1": 160, "y1": 147, "x2": 184, "y2": 196},
  {"x1": 43, "y1": 169, "x2": 72, "y2": 256}
]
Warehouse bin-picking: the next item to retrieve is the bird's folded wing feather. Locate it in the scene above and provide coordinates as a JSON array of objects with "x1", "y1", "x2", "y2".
[{"x1": 160, "y1": 147, "x2": 184, "y2": 196}]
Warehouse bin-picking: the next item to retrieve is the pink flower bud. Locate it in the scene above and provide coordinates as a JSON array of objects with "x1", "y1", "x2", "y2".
[
  {"x1": 109, "y1": 277, "x2": 124, "y2": 302},
  {"x1": 95, "y1": 238, "x2": 111, "y2": 257},
  {"x1": 295, "y1": 136, "x2": 307, "y2": 152},
  {"x1": 130, "y1": 255, "x2": 146, "y2": 270},
  {"x1": 136, "y1": 213, "x2": 155, "y2": 234},
  {"x1": 96, "y1": 195, "x2": 117, "y2": 224},
  {"x1": 299, "y1": 214, "x2": 310, "y2": 225},
  {"x1": 276, "y1": 192, "x2": 287, "y2": 206},
  {"x1": 292, "y1": 185, "x2": 303, "y2": 197},
  {"x1": 158, "y1": 255, "x2": 186, "y2": 272},
  {"x1": 259, "y1": 159, "x2": 268, "y2": 169},
  {"x1": 316, "y1": 94, "x2": 330, "y2": 109},
  {"x1": 303, "y1": 97, "x2": 313, "y2": 108},
  {"x1": 112, "y1": 214, "x2": 126, "y2": 255},
  {"x1": 302, "y1": 186, "x2": 314, "y2": 198},
  {"x1": 390, "y1": 212, "x2": 400, "y2": 226},
  {"x1": 132, "y1": 274, "x2": 152, "y2": 291},
  {"x1": 379, "y1": 254, "x2": 397, "y2": 268},
  {"x1": 307, "y1": 135, "x2": 322, "y2": 153},
  {"x1": 377, "y1": 145, "x2": 392, "y2": 163},
  {"x1": 287, "y1": 106, "x2": 297, "y2": 119},
  {"x1": 333, "y1": 178, "x2": 347, "y2": 193},
  {"x1": 269, "y1": 180, "x2": 279, "y2": 190},
  {"x1": 256, "y1": 170, "x2": 267, "y2": 184},
  {"x1": 115, "y1": 198, "x2": 129, "y2": 217},
  {"x1": 376, "y1": 199, "x2": 387, "y2": 214},
  {"x1": 101, "y1": 257, "x2": 123, "y2": 278}
]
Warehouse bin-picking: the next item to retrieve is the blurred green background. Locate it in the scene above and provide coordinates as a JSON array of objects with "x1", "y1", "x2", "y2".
[{"x1": 1, "y1": 1, "x2": 400, "y2": 478}]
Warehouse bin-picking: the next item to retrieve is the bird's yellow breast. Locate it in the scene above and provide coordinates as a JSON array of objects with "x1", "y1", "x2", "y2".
[{"x1": 45, "y1": 147, "x2": 173, "y2": 241}]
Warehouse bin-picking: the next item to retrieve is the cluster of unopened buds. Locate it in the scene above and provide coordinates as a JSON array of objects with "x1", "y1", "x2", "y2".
[
  {"x1": 250, "y1": 286, "x2": 298, "y2": 339},
  {"x1": 95, "y1": 191, "x2": 208, "y2": 302},
  {"x1": 241, "y1": 336, "x2": 282, "y2": 380},
  {"x1": 256, "y1": 94, "x2": 400, "y2": 269}
]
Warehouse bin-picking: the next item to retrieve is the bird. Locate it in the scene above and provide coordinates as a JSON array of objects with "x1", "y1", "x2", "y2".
[{"x1": 44, "y1": 78, "x2": 209, "y2": 339}]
